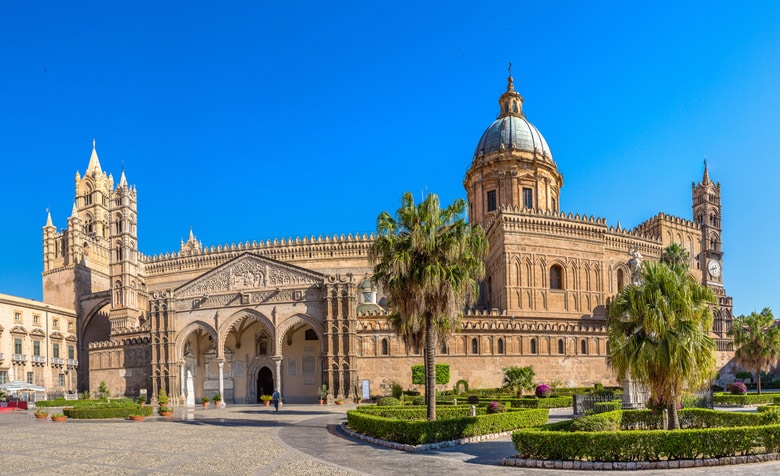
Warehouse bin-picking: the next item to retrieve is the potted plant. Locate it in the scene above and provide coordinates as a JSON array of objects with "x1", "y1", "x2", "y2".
[
  {"x1": 34, "y1": 409, "x2": 49, "y2": 419},
  {"x1": 334, "y1": 398, "x2": 344, "y2": 405},
  {"x1": 137, "y1": 395, "x2": 147, "y2": 407},
  {"x1": 51, "y1": 413, "x2": 67, "y2": 422},
  {"x1": 128, "y1": 412, "x2": 145, "y2": 421},
  {"x1": 316, "y1": 384, "x2": 328, "y2": 405},
  {"x1": 158, "y1": 406, "x2": 173, "y2": 416},
  {"x1": 213, "y1": 392, "x2": 222, "y2": 408},
  {"x1": 201, "y1": 396, "x2": 209, "y2": 408},
  {"x1": 157, "y1": 388, "x2": 172, "y2": 415},
  {"x1": 260, "y1": 395, "x2": 272, "y2": 406}
]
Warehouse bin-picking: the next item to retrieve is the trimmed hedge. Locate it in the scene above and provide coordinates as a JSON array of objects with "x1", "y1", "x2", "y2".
[
  {"x1": 64, "y1": 404, "x2": 152, "y2": 419},
  {"x1": 713, "y1": 393, "x2": 776, "y2": 406},
  {"x1": 36, "y1": 398, "x2": 136, "y2": 409},
  {"x1": 512, "y1": 409, "x2": 780, "y2": 461},
  {"x1": 504, "y1": 396, "x2": 572, "y2": 409},
  {"x1": 377, "y1": 397, "x2": 402, "y2": 406},
  {"x1": 593, "y1": 401, "x2": 622, "y2": 414},
  {"x1": 354, "y1": 405, "x2": 482, "y2": 420},
  {"x1": 347, "y1": 408, "x2": 548, "y2": 445},
  {"x1": 36, "y1": 398, "x2": 70, "y2": 408}
]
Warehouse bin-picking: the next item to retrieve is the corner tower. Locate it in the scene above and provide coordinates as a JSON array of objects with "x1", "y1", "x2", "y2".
[
  {"x1": 43, "y1": 141, "x2": 114, "y2": 310},
  {"x1": 464, "y1": 73, "x2": 563, "y2": 228}
]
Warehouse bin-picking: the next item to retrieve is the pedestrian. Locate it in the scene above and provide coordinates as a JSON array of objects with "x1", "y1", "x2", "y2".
[{"x1": 272, "y1": 389, "x2": 280, "y2": 411}]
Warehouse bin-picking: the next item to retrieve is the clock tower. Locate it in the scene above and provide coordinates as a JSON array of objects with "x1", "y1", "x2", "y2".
[{"x1": 692, "y1": 162, "x2": 733, "y2": 346}]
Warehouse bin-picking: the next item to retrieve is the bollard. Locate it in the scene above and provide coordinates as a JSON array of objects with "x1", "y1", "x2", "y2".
[
  {"x1": 470, "y1": 405, "x2": 476, "y2": 416},
  {"x1": 453, "y1": 398, "x2": 457, "y2": 406}
]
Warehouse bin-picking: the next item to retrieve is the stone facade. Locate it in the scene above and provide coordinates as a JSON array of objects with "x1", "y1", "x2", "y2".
[
  {"x1": 40, "y1": 76, "x2": 733, "y2": 404},
  {"x1": 0, "y1": 293, "x2": 78, "y2": 395}
]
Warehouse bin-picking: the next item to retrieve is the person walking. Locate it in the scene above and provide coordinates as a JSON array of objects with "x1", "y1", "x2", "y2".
[{"x1": 272, "y1": 389, "x2": 281, "y2": 411}]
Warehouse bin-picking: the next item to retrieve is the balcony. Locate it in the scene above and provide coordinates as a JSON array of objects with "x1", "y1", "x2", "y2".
[
  {"x1": 12, "y1": 354, "x2": 27, "y2": 362},
  {"x1": 31, "y1": 355, "x2": 46, "y2": 364},
  {"x1": 51, "y1": 357, "x2": 66, "y2": 365},
  {"x1": 67, "y1": 359, "x2": 79, "y2": 367},
  {"x1": 0, "y1": 352, "x2": 4, "y2": 361}
]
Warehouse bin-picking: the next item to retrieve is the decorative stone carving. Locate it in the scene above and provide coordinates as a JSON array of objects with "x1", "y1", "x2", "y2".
[{"x1": 176, "y1": 253, "x2": 324, "y2": 299}]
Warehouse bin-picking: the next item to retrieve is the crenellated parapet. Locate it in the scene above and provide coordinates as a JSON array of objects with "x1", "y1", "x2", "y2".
[
  {"x1": 142, "y1": 233, "x2": 375, "y2": 276},
  {"x1": 634, "y1": 212, "x2": 700, "y2": 237},
  {"x1": 487, "y1": 206, "x2": 608, "y2": 239}
]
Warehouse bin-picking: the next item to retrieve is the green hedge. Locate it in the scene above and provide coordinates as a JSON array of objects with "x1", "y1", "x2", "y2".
[
  {"x1": 348, "y1": 408, "x2": 548, "y2": 445},
  {"x1": 513, "y1": 424, "x2": 780, "y2": 461},
  {"x1": 713, "y1": 393, "x2": 776, "y2": 405},
  {"x1": 64, "y1": 404, "x2": 152, "y2": 419},
  {"x1": 593, "y1": 401, "x2": 622, "y2": 414},
  {"x1": 503, "y1": 396, "x2": 572, "y2": 409},
  {"x1": 512, "y1": 409, "x2": 780, "y2": 461},
  {"x1": 36, "y1": 398, "x2": 70, "y2": 408},
  {"x1": 354, "y1": 405, "x2": 481, "y2": 420},
  {"x1": 36, "y1": 398, "x2": 136, "y2": 409}
]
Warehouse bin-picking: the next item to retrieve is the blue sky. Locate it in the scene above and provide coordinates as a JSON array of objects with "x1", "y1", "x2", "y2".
[{"x1": 1, "y1": 2, "x2": 778, "y2": 317}]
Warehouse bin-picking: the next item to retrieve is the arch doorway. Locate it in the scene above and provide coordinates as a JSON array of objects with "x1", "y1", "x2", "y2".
[{"x1": 257, "y1": 366, "x2": 274, "y2": 401}]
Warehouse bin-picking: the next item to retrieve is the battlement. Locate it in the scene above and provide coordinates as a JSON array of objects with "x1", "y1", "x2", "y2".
[{"x1": 142, "y1": 233, "x2": 376, "y2": 276}]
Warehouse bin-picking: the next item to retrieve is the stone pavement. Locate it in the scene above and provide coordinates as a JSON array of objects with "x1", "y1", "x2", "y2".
[{"x1": 1, "y1": 404, "x2": 779, "y2": 475}]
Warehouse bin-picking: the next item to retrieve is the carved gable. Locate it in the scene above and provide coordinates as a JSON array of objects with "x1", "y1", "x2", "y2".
[{"x1": 175, "y1": 253, "x2": 324, "y2": 299}]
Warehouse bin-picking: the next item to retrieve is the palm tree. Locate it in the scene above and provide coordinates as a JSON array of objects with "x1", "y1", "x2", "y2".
[
  {"x1": 607, "y1": 260, "x2": 716, "y2": 429},
  {"x1": 728, "y1": 308, "x2": 780, "y2": 394},
  {"x1": 371, "y1": 192, "x2": 487, "y2": 421},
  {"x1": 661, "y1": 243, "x2": 689, "y2": 273}
]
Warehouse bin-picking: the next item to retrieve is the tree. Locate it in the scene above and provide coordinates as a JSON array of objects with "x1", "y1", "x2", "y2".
[
  {"x1": 503, "y1": 366, "x2": 535, "y2": 397},
  {"x1": 728, "y1": 308, "x2": 780, "y2": 394},
  {"x1": 607, "y1": 260, "x2": 716, "y2": 430},
  {"x1": 661, "y1": 243, "x2": 689, "y2": 273},
  {"x1": 371, "y1": 192, "x2": 487, "y2": 421}
]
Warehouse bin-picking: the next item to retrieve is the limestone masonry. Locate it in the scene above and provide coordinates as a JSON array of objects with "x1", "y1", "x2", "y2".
[{"x1": 36, "y1": 76, "x2": 734, "y2": 404}]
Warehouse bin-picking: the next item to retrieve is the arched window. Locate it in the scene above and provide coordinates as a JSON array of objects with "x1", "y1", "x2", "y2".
[
  {"x1": 530, "y1": 338, "x2": 537, "y2": 354},
  {"x1": 381, "y1": 338, "x2": 389, "y2": 356},
  {"x1": 550, "y1": 265, "x2": 563, "y2": 290},
  {"x1": 471, "y1": 338, "x2": 478, "y2": 354},
  {"x1": 497, "y1": 338, "x2": 504, "y2": 354},
  {"x1": 557, "y1": 339, "x2": 564, "y2": 354},
  {"x1": 440, "y1": 341, "x2": 448, "y2": 355},
  {"x1": 617, "y1": 269, "x2": 625, "y2": 292},
  {"x1": 580, "y1": 339, "x2": 587, "y2": 355}
]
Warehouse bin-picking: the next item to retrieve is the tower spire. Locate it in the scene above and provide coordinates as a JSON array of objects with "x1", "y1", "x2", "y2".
[
  {"x1": 86, "y1": 139, "x2": 102, "y2": 174},
  {"x1": 702, "y1": 157, "x2": 710, "y2": 184},
  {"x1": 45, "y1": 208, "x2": 53, "y2": 227},
  {"x1": 498, "y1": 64, "x2": 523, "y2": 118}
]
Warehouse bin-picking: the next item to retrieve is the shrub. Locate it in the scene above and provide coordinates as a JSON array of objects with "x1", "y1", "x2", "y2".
[
  {"x1": 377, "y1": 397, "x2": 402, "y2": 407},
  {"x1": 391, "y1": 382, "x2": 403, "y2": 399},
  {"x1": 466, "y1": 395, "x2": 479, "y2": 405},
  {"x1": 593, "y1": 401, "x2": 622, "y2": 414},
  {"x1": 454, "y1": 379, "x2": 469, "y2": 394},
  {"x1": 508, "y1": 396, "x2": 572, "y2": 409},
  {"x1": 714, "y1": 393, "x2": 775, "y2": 405},
  {"x1": 347, "y1": 408, "x2": 548, "y2": 445},
  {"x1": 158, "y1": 389, "x2": 169, "y2": 406},
  {"x1": 728, "y1": 382, "x2": 748, "y2": 395},
  {"x1": 535, "y1": 384, "x2": 552, "y2": 398},
  {"x1": 137, "y1": 395, "x2": 146, "y2": 404},
  {"x1": 411, "y1": 395, "x2": 426, "y2": 406},
  {"x1": 411, "y1": 364, "x2": 450, "y2": 385},
  {"x1": 64, "y1": 404, "x2": 152, "y2": 419},
  {"x1": 486, "y1": 402, "x2": 506, "y2": 414}
]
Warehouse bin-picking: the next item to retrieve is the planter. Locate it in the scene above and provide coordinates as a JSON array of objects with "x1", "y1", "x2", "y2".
[
  {"x1": 319, "y1": 399, "x2": 324, "y2": 405},
  {"x1": 202, "y1": 402, "x2": 209, "y2": 409},
  {"x1": 51, "y1": 416, "x2": 67, "y2": 422},
  {"x1": 34, "y1": 413, "x2": 49, "y2": 419},
  {"x1": 335, "y1": 401, "x2": 344, "y2": 405},
  {"x1": 128, "y1": 415, "x2": 145, "y2": 421},
  {"x1": 159, "y1": 410, "x2": 173, "y2": 417},
  {"x1": 264, "y1": 401, "x2": 270, "y2": 407}
]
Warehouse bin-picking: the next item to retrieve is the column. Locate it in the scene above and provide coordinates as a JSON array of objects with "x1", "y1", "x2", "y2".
[
  {"x1": 273, "y1": 356, "x2": 283, "y2": 395},
  {"x1": 217, "y1": 360, "x2": 225, "y2": 408}
]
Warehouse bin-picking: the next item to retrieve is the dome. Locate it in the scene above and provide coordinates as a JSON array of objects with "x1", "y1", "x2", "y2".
[
  {"x1": 472, "y1": 75, "x2": 553, "y2": 161},
  {"x1": 474, "y1": 115, "x2": 552, "y2": 160}
]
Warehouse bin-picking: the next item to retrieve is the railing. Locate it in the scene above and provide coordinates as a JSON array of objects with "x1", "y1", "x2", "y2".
[
  {"x1": 51, "y1": 357, "x2": 66, "y2": 365},
  {"x1": 67, "y1": 359, "x2": 78, "y2": 367},
  {"x1": 31, "y1": 355, "x2": 46, "y2": 363},
  {"x1": 12, "y1": 354, "x2": 27, "y2": 362}
]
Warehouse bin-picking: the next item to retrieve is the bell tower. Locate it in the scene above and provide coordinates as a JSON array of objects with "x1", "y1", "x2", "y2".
[
  {"x1": 692, "y1": 161, "x2": 723, "y2": 288},
  {"x1": 692, "y1": 161, "x2": 733, "y2": 347}
]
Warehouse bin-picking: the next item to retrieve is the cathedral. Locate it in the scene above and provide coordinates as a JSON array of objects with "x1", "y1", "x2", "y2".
[{"x1": 40, "y1": 76, "x2": 734, "y2": 404}]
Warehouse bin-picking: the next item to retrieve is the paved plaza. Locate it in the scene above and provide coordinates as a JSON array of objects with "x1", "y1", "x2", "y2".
[{"x1": 2, "y1": 405, "x2": 780, "y2": 475}]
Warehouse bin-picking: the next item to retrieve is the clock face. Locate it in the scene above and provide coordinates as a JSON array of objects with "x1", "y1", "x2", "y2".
[{"x1": 707, "y1": 260, "x2": 721, "y2": 278}]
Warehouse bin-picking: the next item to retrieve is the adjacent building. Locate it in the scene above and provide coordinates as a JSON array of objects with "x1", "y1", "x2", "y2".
[{"x1": 0, "y1": 294, "x2": 78, "y2": 394}]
